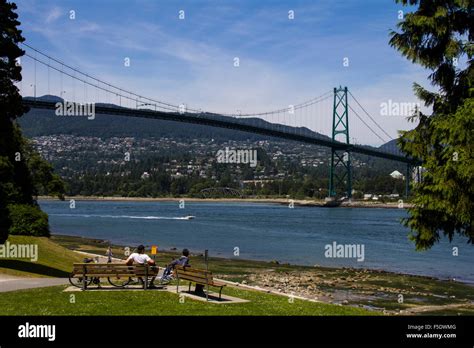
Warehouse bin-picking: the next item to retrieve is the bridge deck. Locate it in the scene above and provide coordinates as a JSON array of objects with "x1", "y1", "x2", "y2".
[{"x1": 22, "y1": 99, "x2": 419, "y2": 165}]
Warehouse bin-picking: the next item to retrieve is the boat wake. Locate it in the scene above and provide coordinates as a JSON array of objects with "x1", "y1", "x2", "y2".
[{"x1": 51, "y1": 213, "x2": 195, "y2": 220}]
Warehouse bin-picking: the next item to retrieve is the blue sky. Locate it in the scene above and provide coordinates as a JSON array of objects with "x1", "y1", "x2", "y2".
[{"x1": 16, "y1": 0, "x2": 432, "y2": 145}]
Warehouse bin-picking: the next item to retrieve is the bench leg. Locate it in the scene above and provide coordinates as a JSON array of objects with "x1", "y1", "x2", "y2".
[
  {"x1": 195, "y1": 284, "x2": 205, "y2": 295},
  {"x1": 219, "y1": 287, "x2": 223, "y2": 300},
  {"x1": 188, "y1": 282, "x2": 191, "y2": 292},
  {"x1": 144, "y1": 265, "x2": 148, "y2": 290},
  {"x1": 82, "y1": 266, "x2": 87, "y2": 291}
]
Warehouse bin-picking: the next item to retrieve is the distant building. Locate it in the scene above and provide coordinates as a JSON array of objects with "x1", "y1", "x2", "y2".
[
  {"x1": 412, "y1": 166, "x2": 425, "y2": 183},
  {"x1": 242, "y1": 179, "x2": 274, "y2": 187},
  {"x1": 390, "y1": 170, "x2": 404, "y2": 179}
]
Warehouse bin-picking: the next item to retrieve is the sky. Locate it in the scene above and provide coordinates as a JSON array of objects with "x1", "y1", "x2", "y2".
[{"x1": 15, "y1": 0, "x2": 434, "y2": 146}]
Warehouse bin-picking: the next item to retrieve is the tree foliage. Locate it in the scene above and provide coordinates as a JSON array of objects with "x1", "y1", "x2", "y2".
[
  {"x1": 8, "y1": 204, "x2": 49, "y2": 237},
  {"x1": 0, "y1": 0, "x2": 64, "y2": 243},
  {"x1": 390, "y1": 0, "x2": 473, "y2": 249}
]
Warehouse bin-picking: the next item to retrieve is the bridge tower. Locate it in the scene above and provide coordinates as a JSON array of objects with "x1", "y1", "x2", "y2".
[{"x1": 329, "y1": 86, "x2": 352, "y2": 198}]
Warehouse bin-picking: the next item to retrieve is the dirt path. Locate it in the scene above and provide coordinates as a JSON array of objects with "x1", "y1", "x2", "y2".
[
  {"x1": 0, "y1": 274, "x2": 68, "y2": 292},
  {"x1": 0, "y1": 251, "x2": 119, "y2": 293}
]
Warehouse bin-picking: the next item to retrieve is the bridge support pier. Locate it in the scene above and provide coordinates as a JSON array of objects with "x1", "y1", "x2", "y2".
[{"x1": 328, "y1": 86, "x2": 352, "y2": 198}]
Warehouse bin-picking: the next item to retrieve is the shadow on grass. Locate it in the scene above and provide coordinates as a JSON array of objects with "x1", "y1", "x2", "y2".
[{"x1": 0, "y1": 260, "x2": 69, "y2": 277}]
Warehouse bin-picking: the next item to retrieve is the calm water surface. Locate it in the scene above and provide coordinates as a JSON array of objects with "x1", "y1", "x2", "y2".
[{"x1": 39, "y1": 200, "x2": 474, "y2": 283}]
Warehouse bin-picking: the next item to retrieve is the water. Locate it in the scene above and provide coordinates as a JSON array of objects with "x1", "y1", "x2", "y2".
[{"x1": 39, "y1": 200, "x2": 474, "y2": 283}]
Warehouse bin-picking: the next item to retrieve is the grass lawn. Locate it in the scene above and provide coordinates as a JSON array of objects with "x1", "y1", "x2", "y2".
[
  {"x1": 0, "y1": 285, "x2": 377, "y2": 316},
  {"x1": 0, "y1": 235, "x2": 376, "y2": 315},
  {"x1": 50, "y1": 234, "x2": 297, "y2": 282},
  {"x1": 1, "y1": 235, "x2": 473, "y2": 315},
  {"x1": 0, "y1": 235, "x2": 84, "y2": 277}
]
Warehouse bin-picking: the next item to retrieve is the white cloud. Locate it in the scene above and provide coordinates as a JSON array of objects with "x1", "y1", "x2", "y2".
[
  {"x1": 45, "y1": 7, "x2": 62, "y2": 24},
  {"x1": 346, "y1": 66, "x2": 433, "y2": 145},
  {"x1": 18, "y1": 1, "x2": 434, "y2": 146}
]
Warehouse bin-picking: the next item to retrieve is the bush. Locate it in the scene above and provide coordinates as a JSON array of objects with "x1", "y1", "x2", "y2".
[{"x1": 8, "y1": 204, "x2": 50, "y2": 237}]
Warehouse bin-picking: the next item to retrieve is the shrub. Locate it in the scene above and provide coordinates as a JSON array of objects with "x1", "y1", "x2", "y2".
[{"x1": 8, "y1": 204, "x2": 50, "y2": 237}]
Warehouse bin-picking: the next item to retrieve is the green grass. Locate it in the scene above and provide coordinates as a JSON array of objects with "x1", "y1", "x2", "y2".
[
  {"x1": 0, "y1": 235, "x2": 376, "y2": 315},
  {"x1": 0, "y1": 285, "x2": 376, "y2": 316},
  {"x1": 0, "y1": 235, "x2": 84, "y2": 277},
  {"x1": 50, "y1": 234, "x2": 304, "y2": 282},
  {"x1": 2, "y1": 235, "x2": 473, "y2": 316}
]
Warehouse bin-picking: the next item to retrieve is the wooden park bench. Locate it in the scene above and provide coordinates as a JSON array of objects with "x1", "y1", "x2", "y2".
[
  {"x1": 174, "y1": 265, "x2": 226, "y2": 300},
  {"x1": 71, "y1": 263, "x2": 159, "y2": 290}
]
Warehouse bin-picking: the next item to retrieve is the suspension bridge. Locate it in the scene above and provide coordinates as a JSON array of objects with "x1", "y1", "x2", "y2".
[{"x1": 17, "y1": 43, "x2": 421, "y2": 198}]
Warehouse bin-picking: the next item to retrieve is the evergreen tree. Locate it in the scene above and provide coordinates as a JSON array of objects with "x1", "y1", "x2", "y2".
[
  {"x1": 390, "y1": 0, "x2": 473, "y2": 249},
  {"x1": 0, "y1": 0, "x2": 64, "y2": 243},
  {"x1": 0, "y1": 0, "x2": 29, "y2": 243}
]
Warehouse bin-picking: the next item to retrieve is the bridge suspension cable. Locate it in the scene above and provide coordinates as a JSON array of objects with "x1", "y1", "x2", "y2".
[
  {"x1": 21, "y1": 42, "x2": 402, "y2": 152},
  {"x1": 348, "y1": 91, "x2": 394, "y2": 141},
  {"x1": 348, "y1": 104, "x2": 387, "y2": 144},
  {"x1": 21, "y1": 42, "x2": 332, "y2": 119},
  {"x1": 22, "y1": 43, "x2": 183, "y2": 113},
  {"x1": 23, "y1": 52, "x2": 180, "y2": 113},
  {"x1": 234, "y1": 91, "x2": 332, "y2": 117}
]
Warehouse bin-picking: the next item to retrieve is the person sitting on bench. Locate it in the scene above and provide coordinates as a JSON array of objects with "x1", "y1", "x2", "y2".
[
  {"x1": 160, "y1": 248, "x2": 190, "y2": 283},
  {"x1": 125, "y1": 245, "x2": 157, "y2": 288}
]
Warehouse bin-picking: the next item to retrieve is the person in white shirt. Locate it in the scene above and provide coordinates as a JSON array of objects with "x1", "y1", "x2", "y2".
[{"x1": 125, "y1": 245, "x2": 157, "y2": 288}]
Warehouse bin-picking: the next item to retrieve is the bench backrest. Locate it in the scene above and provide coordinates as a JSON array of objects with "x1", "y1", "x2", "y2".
[
  {"x1": 72, "y1": 263, "x2": 158, "y2": 276},
  {"x1": 175, "y1": 265, "x2": 214, "y2": 284}
]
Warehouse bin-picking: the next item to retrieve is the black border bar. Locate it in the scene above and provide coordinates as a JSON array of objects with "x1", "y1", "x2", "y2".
[{"x1": 0, "y1": 316, "x2": 472, "y2": 346}]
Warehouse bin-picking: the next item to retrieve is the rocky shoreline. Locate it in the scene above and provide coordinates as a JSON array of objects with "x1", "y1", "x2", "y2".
[
  {"x1": 39, "y1": 195, "x2": 413, "y2": 209},
  {"x1": 218, "y1": 268, "x2": 474, "y2": 315},
  {"x1": 52, "y1": 234, "x2": 474, "y2": 315}
]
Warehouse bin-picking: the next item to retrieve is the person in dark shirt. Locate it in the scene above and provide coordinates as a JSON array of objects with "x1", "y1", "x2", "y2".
[{"x1": 160, "y1": 248, "x2": 190, "y2": 283}]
